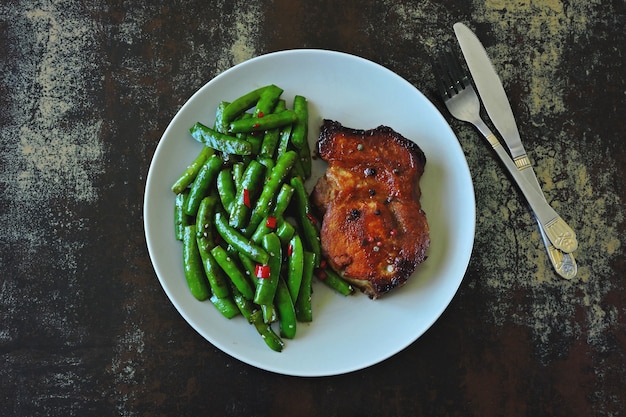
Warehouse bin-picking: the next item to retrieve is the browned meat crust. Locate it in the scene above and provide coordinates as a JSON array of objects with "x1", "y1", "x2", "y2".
[{"x1": 311, "y1": 120, "x2": 430, "y2": 298}]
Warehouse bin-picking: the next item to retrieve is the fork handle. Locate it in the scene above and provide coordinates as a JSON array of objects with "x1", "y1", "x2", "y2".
[{"x1": 472, "y1": 119, "x2": 578, "y2": 253}]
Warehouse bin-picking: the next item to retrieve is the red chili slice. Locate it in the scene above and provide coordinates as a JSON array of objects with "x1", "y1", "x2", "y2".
[
  {"x1": 287, "y1": 244, "x2": 293, "y2": 257},
  {"x1": 315, "y1": 268, "x2": 327, "y2": 280},
  {"x1": 255, "y1": 264, "x2": 271, "y2": 279},
  {"x1": 306, "y1": 213, "x2": 317, "y2": 225},
  {"x1": 243, "y1": 189, "x2": 251, "y2": 208},
  {"x1": 265, "y1": 216, "x2": 277, "y2": 229}
]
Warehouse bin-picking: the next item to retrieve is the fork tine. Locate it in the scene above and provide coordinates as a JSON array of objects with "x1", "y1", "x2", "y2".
[
  {"x1": 442, "y1": 46, "x2": 469, "y2": 91},
  {"x1": 432, "y1": 49, "x2": 454, "y2": 99},
  {"x1": 432, "y1": 45, "x2": 469, "y2": 101}
]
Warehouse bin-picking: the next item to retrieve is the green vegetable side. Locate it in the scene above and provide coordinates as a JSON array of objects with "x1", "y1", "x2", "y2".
[{"x1": 171, "y1": 84, "x2": 354, "y2": 352}]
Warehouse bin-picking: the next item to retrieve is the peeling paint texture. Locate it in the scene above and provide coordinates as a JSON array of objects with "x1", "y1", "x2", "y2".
[{"x1": 1, "y1": 1, "x2": 624, "y2": 416}]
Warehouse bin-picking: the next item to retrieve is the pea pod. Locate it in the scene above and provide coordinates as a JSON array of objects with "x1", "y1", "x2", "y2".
[
  {"x1": 232, "y1": 162, "x2": 244, "y2": 191},
  {"x1": 276, "y1": 221, "x2": 295, "y2": 247},
  {"x1": 195, "y1": 197, "x2": 231, "y2": 300},
  {"x1": 222, "y1": 86, "x2": 268, "y2": 124},
  {"x1": 253, "y1": 233, "x2": 282, "y2": 306},
  {"x1": 286, "y1": 234, "x2": 304, "y2": 302},
  {"x1": 197, "y1": 241, "x2": 231, "y2": 299},
  {"x1": 253, "y1": 84, "x2": 283, "y2": 118},
  {"x1": 250, "y1": 310, "x2": 284, "y2": 352},
  {"x1": 319, "y1": 267, "x2": 354, "y2": 296},
  {"x1": 250, "y1": 215, "x2": 283, "y2": 245},
  {"x1": 216, "y1": 168, "x2": 236, "y2": 213},
  {"x1": 260, "y1": 128, "x2": 280, "y2": 159},
  {"x1": 290, "y1": 175, "x2": 321, "y2": 266},
  {"x1": 184, "y1": 154, "x2": 222, "y2": 216},
  {"x1": 247, "y1": 150, "x2": 298, "y2": 233},
  {"x1": 190, "y1": 122, "x2": 253, "y2": 155},
  {"x1": 182, "y1": 225, "x2": 211, "y2": 301},
  {"x1": 171, "y1": 146, "x2": 214, "y2": 194},
  {"x1": 210, "y1": 294, "x2": 240, "y2": 318},
  {"x1": 214, "y1": 101, "x2": 230, "y2": 134},
  {"x1": 211, "y1": 245, "x2": 255, "y2": 300},
  {"x1": 229, "y1": 160, "x2": 265, "y2": 229},
  {"x1": 174, "y1": 190, "x2": 191, "y2": 241},
  {"x1": 298, "y1": 138, "x2": 312, "y2": 179},
  {"x1": 196, "y1": 195, "x2": 218, "y2": 246},
  {"x1": 230, "y1": 284, "x2": 256, "y2": 322},
  {"x1": 276, "y1": 123, "x2": 293, "y2": 158},
  {"x1": 295, "y1": 251, "x2": 315, "y2": 322},
  {"x1": 290, "y1": 95, "x2": 308, "y2": 150},
  {"x1": 249, "y1": 184, "x2": 294, "y2": 243},
  {"x1": 275, "y1": 278, "x2": 297, "y2": 339},
  {"x1": 214, "y1": 212, "x2": 269, "y2": 265},
  {"x1": 229, "y1": 110, "x2": 297, "y2": 134}
]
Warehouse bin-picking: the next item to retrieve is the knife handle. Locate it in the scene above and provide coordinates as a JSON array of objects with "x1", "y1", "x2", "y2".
[{"x1": 473, "y1": 120, "x2": 578, "y2": 253}]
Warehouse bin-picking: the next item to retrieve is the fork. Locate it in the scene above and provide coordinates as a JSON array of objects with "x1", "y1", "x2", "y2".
[{"x1": 433, "y1": 46, "x2": 577, "y2": 279}]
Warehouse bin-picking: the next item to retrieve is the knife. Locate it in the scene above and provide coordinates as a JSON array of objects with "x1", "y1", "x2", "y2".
[{"x1": 454, "y1": 23, "x2": 578, "y2": 265}]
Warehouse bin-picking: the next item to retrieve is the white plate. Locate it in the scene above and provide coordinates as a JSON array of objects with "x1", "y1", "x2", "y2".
[{"x1": 144, "y1": 49, "x2": 475, "y2": 377}]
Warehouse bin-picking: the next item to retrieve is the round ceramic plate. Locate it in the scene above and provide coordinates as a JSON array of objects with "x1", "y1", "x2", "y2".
[{"x1": 144, "y1": 49, "x2": 475, "y2": 377}]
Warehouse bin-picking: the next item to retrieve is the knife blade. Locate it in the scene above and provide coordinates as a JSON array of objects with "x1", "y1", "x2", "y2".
[{"x1": 453, "y1": 22, "x2": 578, "y2": 257}]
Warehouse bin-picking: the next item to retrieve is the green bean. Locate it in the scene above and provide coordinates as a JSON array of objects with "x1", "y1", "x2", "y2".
[
  {"x1": 273, "y1": 183, "x2": 295, "y2": 217},
  {"x1": 235, "y1": 113, "x2": 252, "y2": 140},
  {"x1": 260, "y1": 128, "x2": 280, "y2": 159},
  {"x1": 298, "y1": 139, "x2": 312, "y2": 179},
  {"x1": 229, "y1": 160, "x2": 265, "y2": 229},
  {"x1": 195, "y1": 197, "x2": 231, "y2": 300},
  {"x1": 171, "y1": 146, "x2": 214, "y2": 194},
  {"x1": 184, "y1": 154, "x2": 222, "y2": 216},
  {"x1": 276, "y1": 123, "x2": 293, "y2": 157},
  {"x1": 174, "y1": 190, "x2": 191, "y2": 241},
  {"x1": 291, "y1": 157, "x2": 306, "y2": 179},
  {"x1": 257, "y1": 157, "x2": 275, "y2": 177},
  {"x1": 190, "y1": 122, "x2": 253, "y2": 155},
  {"x1": 276, "y1": 221, "x2": 295, "y2": 246},
  {"x1": 182, "y1": 225, "x2": 211, "y2": 301},
  {"x1": 247, "y1": 150, "x2": 298, "y2": 233},
  {"x1": 211, "y1": 245, "x2": 255, "y2": 300},
  {"x1": 230, "y1": 284, "x2": 256, "y2": 322},
  {"x1": 214, "y1": 101, "x2": 230, "y2": 134},
  {"x1": 210, "y1": 293, "x2": 240, "y2": 318},
  {"x1": 196, "y1": 195, "x2": 218, "y2": 246},
  {"x1": 319, "y1": 267, "x2": 355, "y2": 296},
  {"x1": 197, "y1": 241, "x2": 231, "y2": 299},
  {"x1": 262, "y1": 304, "x2": 277, "y2": 324},
  {"x1": 275, "y1": 278, "x2": 297, "y2": 339},
  {"x1": 286, "y1": 234, "x2": 304, "y2": 301},
  {"x1": 253, "y1": 233, "x2": 281, "y2": 306},
  {"x1": 237, "y1": 252, "x2": 258, "y2": 286},
  {"x1": 216, "y1": 168, "x2": 236, "y2": 213},
  {"x1": 246, "y1": 132, "x2": 263, "y2": 156},
  {"x1": 250, "y1": 310, "x2": 284, "y2": 352},
  {"x1": 214, "y1": 212, "x2": 269, "y2": 264},
  {"x1": 295, "y1": 251, "x2": 315, "y2": 322},
  {"x1": 232, "y1": 162, "x2": 244, "y2": 191},
  {"x1": 290, "y1": 95, "x2": 308, "y2": 150},
  {"x1": 253, "y1": 84, "x2": 283, "y2": 118},
  {"x1": 222, "y1": 86, "x2": 268, "y2": 124},
  {"x1": 290, "y1": 175, "x2": 321, "y2": 266},
  {"x1": 248, "y1": 184, "x2": 294, "y2": 243},
  {"x1": 250, "y1": 215, "x2": 282, "y2": 245},
  {"x1": 229, "y1": 110, "x2": 297, "y2": 134}
]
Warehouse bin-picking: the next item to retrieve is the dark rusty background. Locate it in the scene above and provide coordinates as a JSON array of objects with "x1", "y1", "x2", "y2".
[{"x1": 1, "y1": 1, "x2": 624, "y2": 416}]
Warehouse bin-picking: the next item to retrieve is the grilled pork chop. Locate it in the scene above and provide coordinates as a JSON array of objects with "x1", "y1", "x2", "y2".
[{"x1": 311, "y1": 120, "x2": 430, "y2": 299}]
